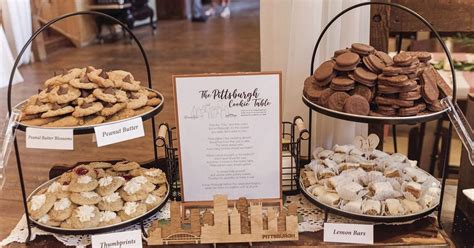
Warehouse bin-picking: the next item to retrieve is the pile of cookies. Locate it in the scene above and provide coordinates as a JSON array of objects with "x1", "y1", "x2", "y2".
[
  {"x1": 19, "y1": 67, "x2": 162, "y2": 127},
  {"x1": 303, "y1": 43, "x2": 452, "y2": 117},
  {"x1": 301, "y1": 145, "x2": 441, "y2": 217},
  {"x1": 27, "y1": 161, "x2": 167, "y2": 229}
]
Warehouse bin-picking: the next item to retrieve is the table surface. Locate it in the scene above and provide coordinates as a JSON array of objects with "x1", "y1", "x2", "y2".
[{"x1": 5, "y1": 218, "x2": 454, "y2": 247}]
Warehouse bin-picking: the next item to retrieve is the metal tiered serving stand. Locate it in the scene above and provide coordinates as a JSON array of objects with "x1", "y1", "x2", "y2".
[
  {"x1": 6, "y1": 11, "x2": 169, "y2": 240},
  {"x1": 301, "y1": 2, "x2": 457, "y2": 226}
]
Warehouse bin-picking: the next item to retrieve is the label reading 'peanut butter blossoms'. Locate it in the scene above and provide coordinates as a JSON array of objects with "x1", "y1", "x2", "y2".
[
  {"x1": 94, "y1": 118, "x2": 144, "y2": 147},
  {"x1": 26, "y1": 128, "x2": 73, "y2": 150}
]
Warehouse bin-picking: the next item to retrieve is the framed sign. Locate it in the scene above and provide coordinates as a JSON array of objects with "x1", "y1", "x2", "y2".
[{"x1": 173, "y1": 72, "x2": 282, "y2": 203}]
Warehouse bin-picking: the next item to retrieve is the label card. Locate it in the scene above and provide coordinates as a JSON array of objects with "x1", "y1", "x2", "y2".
[
  {"x1": 324, "y1": 223, "x2": 374, "y2": 245},
  {"x1": 91, "y1": 230, "x2": 142, "y2": 248},
  {"x1": 174, "y1": 72, "x2": 282, "y2": 203},
  {"x1": 94, "y1": 118, "x2": 144, "y2": 147},
  {"x1": 26, "y1": 128, "x2": 73, "y2": 150}
]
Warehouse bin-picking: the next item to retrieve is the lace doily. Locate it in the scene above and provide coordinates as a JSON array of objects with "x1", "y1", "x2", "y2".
[
  {"x1": 0, "y1": 203, "x2": 170, "y2": 248},
  {"x1": 2, "y1": 195, "x2": 433, "y2": 247}
]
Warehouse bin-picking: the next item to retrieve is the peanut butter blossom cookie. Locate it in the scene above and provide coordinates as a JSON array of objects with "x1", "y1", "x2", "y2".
[
  {"x1": 27, "y1": 161, "x2": 168, "y2": 230},
  {"x1": 303, "y1": 43, "x2": 451, "y2": 117},
  {"x1": 18, "y1": 66, "x2": 162, "y2": 127}
]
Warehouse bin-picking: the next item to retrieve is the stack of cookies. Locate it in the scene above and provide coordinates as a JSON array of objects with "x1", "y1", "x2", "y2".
[
  {"x1": 303, "y1": 43, "x2": 452, "y2": 117},
  {"x1": 19, "y1": 66, "x2": 162, "y2": 127},
  {"x1": 27, "y1": 161, "x2": 167, "y2": 229}
]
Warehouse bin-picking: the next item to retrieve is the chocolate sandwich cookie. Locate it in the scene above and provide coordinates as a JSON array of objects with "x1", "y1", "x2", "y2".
[
  {"x1": 327, "y1": 92, "x2": 350, "y2": 112},
  {"x1": 427, "y1": 100, "x2": 444, "y2": 112},
  {"x1": 367, "y1": 54, "x2": 386, "y2": 72},
  {"x1": 334, "y1": 52, "x2": 360, "y2": 71},
  {"x1": 374, "y1": 105, "x2": 397, "y2": 116},
  {"x1": 375, "y1": 96, "x2": 415, "y2": 108},
  {"x1": 343, "y1": 95, "x2": 370, "y2": 115},
  {"x1": 382, "y1": 66, "x2": 403, "y2": 76},
  {"x1": 313, "y1": 60, "x2": 335, "y2": 81},
  {"x1": 399, "y1": 62, "x2": 419, "y2": 75},
  {"x1": 393, "y1": 52, "x2": 418, "y2": 67},
  {"x1": 334, "y1": 48, "x2": 351, "y2": 57},
  {"x1": 378, "y1": 80, "x2": 418, "y2": 93},
  {"x1": 351, "y1": 84, "x2": 373, "y2": 102},
  {"x1": 430, "y1": 67, "x2": 452, "y2": 97},
  {"x1": 399, "y1": 86, "x2": 422, "y2": 100},
  {"x1": 420, "y1": 67, "x2": 440, "y2": 104},
  {"x1": 330, "y1": 76, "x2": 355, "y2": 91},
  {"x1": 304, "y1": 81, "x2": 325, "y2": 104},
  {"x1": 374, "y1": 51, "x2": 393, "y2": 66},
  {"x1": 350, "y1": 43, "x2": 375, "y2": 56},
  {"x1": 319, "y1": 88, "x2": 335, "y2": 107},
  {"x1": 399, "y1": 103, "x2": 426, "y2": 116},
  {"x1": 313, "y1": 60, "x2": 336, "y2": 86},
  {"x1": 406, "y1": 51, "x2": 432, "y2": 63},
  {"x1": 352, "y1": 67, "x2": 377, "y2": 87},
  {"x1": 377, "y1": 74, "x2": 412, "y2": 87}
]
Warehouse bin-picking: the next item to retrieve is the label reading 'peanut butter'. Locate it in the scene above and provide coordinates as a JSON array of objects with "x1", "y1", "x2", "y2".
[{"x1": 94, "y1": 118, "x2": 144, "y2": 147}]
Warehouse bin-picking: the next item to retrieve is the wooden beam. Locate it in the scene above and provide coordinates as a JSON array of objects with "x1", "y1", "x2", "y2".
[{"x1": 30, "y1": 0, "x2": 47, "y2": 61}]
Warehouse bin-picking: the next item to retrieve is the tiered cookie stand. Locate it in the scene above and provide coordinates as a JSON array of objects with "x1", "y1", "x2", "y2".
[
  {"x1": 6, "y1": 11, "x2": 169, "y2": 241},
  {"x1": 301, "y1": 2, "x2": 456, "y2": 226}
]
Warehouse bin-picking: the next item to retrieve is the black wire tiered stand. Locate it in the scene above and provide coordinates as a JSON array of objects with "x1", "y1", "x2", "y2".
[
  {"x1": 301, "y1": 2, "x2": 456, "y2": 226},
  {"x1": 6, "y1": 11, "x2": 169, "y2": 241}
]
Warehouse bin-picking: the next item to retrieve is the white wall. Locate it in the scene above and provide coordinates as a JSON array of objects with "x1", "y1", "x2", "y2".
[{"x1": 260, "y1": 0, "x2": 369, "y2": 152}]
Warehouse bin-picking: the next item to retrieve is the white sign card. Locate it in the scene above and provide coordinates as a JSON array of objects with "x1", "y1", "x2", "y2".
[
  {"x1": 174, "y1": 72, "x2": 282, "y2": 202},
  {"x1": 26, "y1": 128, "x2": 73, "y2": 150},
  {"x1": 91, "y1": 230, "x2": 142, "y2": 248},
  {"x1": 324, "y1": 223, "x2": 374, "y2": 245},
  {"x1": 94, "y1": 118, "x2": 145, "y2": 147}
]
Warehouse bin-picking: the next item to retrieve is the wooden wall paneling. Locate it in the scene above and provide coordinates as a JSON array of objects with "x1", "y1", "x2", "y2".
[
  {"x1": 30, "y1": 0, "x2": 47, "y2": 61},
  {"x1": 390, "y1": 0, "x2": 474, "y2": 32}
]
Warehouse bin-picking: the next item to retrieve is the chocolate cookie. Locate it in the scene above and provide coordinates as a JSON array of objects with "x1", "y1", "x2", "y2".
[
  {"x1": 374, "y1": 51, "x2": 393, "y2": 66},
  {"x1": 343, "y1": 95, "x2": 370, "y2": 115},
  {"x1": 304, "y1": 80, "x2": 325, "y2": 104},
  {"x1": 351, "y1": 43, "x2": 374, "y2": 56},
  {"x1": 393, "y1": 52, "x2": 418, "y2": 67},
  {"x1": 427, "y1": 100, "x2": 444, "y2": 112},
  {"x1": 377, "y1": 74, "x2": 411, "y2": 87},
  {"x1": 375, "y1": 96, "x2": 414, "y2": 108},
  {"x1": 330, "y1": 76, "x2": 355, "y2": 91},
  {"x1": 327, "y1": 92, "x2": 350, "y2": 112},
  {"x1": 334, "y1": 48, "x2": 351, "y2": 57},
  {"x1": 313, "y1": 60, "x2": 335, "y2": 82},
  {"x1": 334, "y1": 52, "x2": 360, "y2": 71},
  {"x1": 399, "y1": 103, "x2": 426, "y2": 116},
  {"x1": 432, "y1": 67, "x2": 452, "y2": 97},
  {"x1": 352, "y1": 67, "x2": 377, "y2": 87},
  {"x1": 351, "y1": 84, "x2": 373, "y2": 102},
  {"x1": 382, "y1": 66, "x2": 403, "y2": 76},
  {"x1": 420, "y1": 67, "x2": 440, "y2": 104},
  {"x1": 319, "y1": 88, "x2": 335, "y2": 107},
  {"x1": 399, "y1": 86, "x2": 422, "y2": 100},
  {"x1": 374, "y1": 105, "x2": 397, "y2": 116},
  {"x1": 366, "y1": 54, "x2": 386, "y2": 72}
]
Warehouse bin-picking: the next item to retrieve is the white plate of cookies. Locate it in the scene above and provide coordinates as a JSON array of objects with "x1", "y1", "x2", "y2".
[
  {"x1": 16, "y1": 67, "x2": 164, "y2": 130},
  {"x1": 300, "y1": 145, "x2": 441, "y2": 222},
  {"x1": 26, "y1": 161, "x2": 169, "y2": 233}
]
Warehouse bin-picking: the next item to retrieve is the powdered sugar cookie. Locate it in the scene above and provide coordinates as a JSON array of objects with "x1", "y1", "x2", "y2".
[
  {"x1": 98, "y1": 211, "x2": 121, "y2": 226},
  {"x1": 70, "y1": 191, "x2": 101, "y2": 205},
  {"x1": 68, "y1": 175, "x2": 99, "y2": 192},
  {"x1": 98, "y1": 192, "x2": 124, "y2": 211},
  {"x1": 96, "y1": 176, "x2": 125, "y2": 196},
  {"x1": 118, "y1": 202, "x2": 147, "y2": 221},
  {"x1": 70, "y1": 205, "x2": 100, "y2": 229},
  {"x1": 37, "y1": 214, "x2": 61, "y2": 227},
  {"x1": 112, "y1": 161, "x2": 140, "y2": 172},
  {"x1": 28, "y1": 193, "x2": 57, "y2": 220},
  {"x1": 49, "y1": 198, "x2": 74, "y2": 221}
]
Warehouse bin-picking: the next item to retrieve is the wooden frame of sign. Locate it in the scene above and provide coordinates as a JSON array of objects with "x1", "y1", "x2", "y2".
[
  {"x1": 147, "y1": 194, "x2": 299, "y2": 246},
  {"x1": 172, "y1": 72, "x2": 283, "y2": 208}
]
